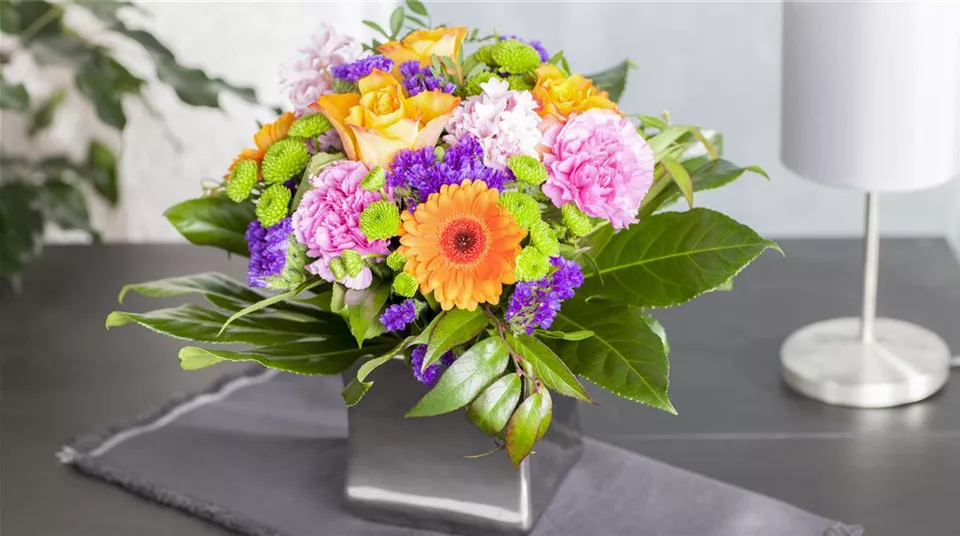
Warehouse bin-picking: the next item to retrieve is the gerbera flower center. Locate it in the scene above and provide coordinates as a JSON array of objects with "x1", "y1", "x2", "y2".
[{"x1": 438, "y1": 216, "x2": 490, "y2": 266}]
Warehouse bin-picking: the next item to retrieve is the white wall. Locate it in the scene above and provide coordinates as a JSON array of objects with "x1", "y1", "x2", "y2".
[{"x1": 11, "y1": 1, "x2": 959, "y2": 249}]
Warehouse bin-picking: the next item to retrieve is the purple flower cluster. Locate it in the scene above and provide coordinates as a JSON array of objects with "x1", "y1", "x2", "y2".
[
  {"x1": 501, "y1": 35, "x2": 550, "y2": 63},
  {"x1": 505, "y1": 256, "x2": 584, "y2": 335},
  {"x1": 245, "y1": 218, "x2": 292, "y2": 288},
  {"x1": 409, "y1": 345, "x2": 457, "y2": 386},
  {"x1": 399, "y1": 60, "x2": 456, "y2": 96},
  {"x1": 330, "y1": 55, "x2": 394, "y2": 82},
  {"x1": 380, "y1": 299, "x2": 417, "y2": 332},
  {"x1": 387, "y1": 136, "x2": 511, "y2": 206}
]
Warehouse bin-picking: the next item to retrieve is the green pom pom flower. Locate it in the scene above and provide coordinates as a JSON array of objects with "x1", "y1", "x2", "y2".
[
  {"x1": 507, "y1": 155, "x2": 547, "y2": 185},
  {"x1": 361, "y1": 167, "x2": 386, "y2": 192},
  {"x1": 506, "y1": 74, "x2": 534, "y2": 91},
  {"x1": 256, "y1": 183, "x2": 292, "y2": 228},
  {"x1": 498, "y1": 191, "x2": 540, "y2": 229},
  {"x1": 529, "y1": 220, "x2": 560, "y2": 257},
  {"x1": 340, "y1": 249, "x2": 363, "y2": 278},
  {"x1": 491, "y1": 40, "x2": 541, "y2": 75},
  {"x1": 386, "y1": 251, "x2": 408, "y2": 271},
  {"x1": 261, "y1": 138, "x2": 309, "y2": 184},
  {"x1": 393, "y1": 272, "x2": 419, "y2": 297},
  {"x1": 464, "y1": 71, "x2": 502, "y2": 97},
  {"x1": 474, "y1": 44, "x2": 497, "y2": 66},
  {"x1": 333, "y1": 78, "x2": 358, "y2": 94},
  {"x1": 359, "y1": 200, "x2": 400, "y2": 240},
  {"x1": 562, "y1": 203, "x2": 593, "y2": 237},
  {"x1": 262, "y1": 239, "x2": 309, "y2": 290},
  {"x1": 329, "y1": 257, "x2": 347, "y2": 280},
  {"x1": 226, "y1": 159, "x2": 258, "y2": 202},
  {"x1": 515, "y1": 247, "x2": 550, "y2": 281},
  {"x1": 287, "y1": 113, "x2": 332, "y2": 138}
]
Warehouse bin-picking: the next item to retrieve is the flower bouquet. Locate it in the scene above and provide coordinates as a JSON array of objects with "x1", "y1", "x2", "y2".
[{"x1": 108, "y1": 3, "x2": 777, "y2": 526}]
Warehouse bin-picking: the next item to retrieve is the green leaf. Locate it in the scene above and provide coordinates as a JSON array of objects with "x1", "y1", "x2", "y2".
[
  {"x1": 389, "y1": 7, "x2": 405, "y2": 38},
  {"x1": 164, "y1": 195, "x2": 255, "y2": 256},
  {"x1": 646, "y1": 125, "x2": 693, "y2": 156},
  {"x1": 219, "y1": 279, "x2": 324, "y2": 334},
  {"x1": 362, "y1": 20, "x2": 390, "y2": 39},
  {"x1": 406, "y1": 0, "x2": 429, "y2": 16},
  {"x1": 117, "y1": 27, "x2": 175, "y2": 60},
  {"x1": 660, "y1": 156, "x2": 693, "y2": 208},
  {"x1": 291, "y1": 152, "x2": 345, "y2": 210},
  {"x1": 342, "y1": 339, "x2": 409, "y2": 406},
  {"x1": 0, "y1": 182, "x2": 44, "y2": 283},
  {"x1": 406, "y1": 337, "x2": 510, "y2": 417},
  {"x1": 586, "y1": 60, "x2": 633, "y2": 104},
  {"x1": 409, "y1": 310, "x2": 443, "y2": 346},
  {"x1": 0, "y1": 0, "x2": 20, "y2": 33},
  {"x1": 505, "y1": 389, "x2": 552, "y2": 467},
  {"x1": 0, "y1": 74, "x2": 29, "y2": 111},
  {"x1": 637, "y1": 114, "x2": 668, "y2": 130},
  {"x1": 16, "y1": 1, "x2": 62, "y2": 41},
  {"x1": 84, "y1": 140, "x2": 118, "y2": 205},
  {"x1": 467, "y1": 374, "x2": 522, "y2": 435},
  {"x1": 640, "y1": 159, "x2": 766, "y2": 219},
  {"x1": 106, "y1": 304, "x2": 335, "y2": 346},
  {"x1": 27, "y1": 87, "x2": 66, "y2": 136},
  {"x1": 39, "y1": 179, "x2": 93, "y2": 234},
  {"x1": 155, "y1": 59, "x2": 257, "y2": 107},
  {"x1": 422, "y1": 308, "x2": 489, "y2": 370},
  {"x1": 119, "y1": 272, "x2": 263, "y2": 303},
  {"x1": 75, "y1": 68, "x2": 125, "y2": 129},
  {"x1": 341, "y1": 281, "x2": 390, "y2": 347},
  {"x1": 536, "y1": 330, "x2": 594, "y2": 341},
  {"x1": 178, "y1": 337, "x2": 391, "y2": 375},
  {"x1": 583, "y1": 208, "x2": 780, "y2": 308},
  {"x1": 505, "y1": 333, "x2": 591, "y2": 402},
  {"x1": 552, "y1": 299, "x2": 675, "y2": 413}
]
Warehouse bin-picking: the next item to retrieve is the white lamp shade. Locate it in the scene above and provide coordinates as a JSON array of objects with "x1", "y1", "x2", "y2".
[{"x1": 781, "y1": 1, "x2": 960, "y2": 192}]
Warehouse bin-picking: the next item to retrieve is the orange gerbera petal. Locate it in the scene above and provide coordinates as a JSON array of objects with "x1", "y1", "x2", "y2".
[{"x1": 397, "y1": 180, "x2": 526, "y2": 311}]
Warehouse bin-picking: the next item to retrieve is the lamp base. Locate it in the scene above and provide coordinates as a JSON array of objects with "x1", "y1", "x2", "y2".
[{"x1": 780, "y1": 317, "x2": 950, "y2": 408}]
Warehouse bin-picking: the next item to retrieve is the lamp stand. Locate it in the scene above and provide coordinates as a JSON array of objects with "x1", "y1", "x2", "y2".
[{"x1": 780, "y1": 193, "x2": 951, "y2": 407}]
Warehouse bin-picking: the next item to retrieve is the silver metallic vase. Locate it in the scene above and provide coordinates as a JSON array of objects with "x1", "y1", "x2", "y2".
[{"x1": 343, "y1": 358, "x2": 583, "y2": 535}]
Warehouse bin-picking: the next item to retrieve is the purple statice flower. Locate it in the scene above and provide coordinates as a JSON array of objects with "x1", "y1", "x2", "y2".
[
  {"x1": 505, "y1": 256, "x2": 584, "y2": 335},
  {"x1": 380, "y1": 299, "x2": 417, "y2": 332},
  {"x1": 410, "y1": 345, "x2": 441, "y2": 386},
  {"x1": 501, "y1": 35, "x2": 550, "y2": 63},
  {"x1": 246, "y1": 218, "x2": 292, "y2": 288},
  {"x1": 330, "y1": 55, "x2": 395, "y2": 82},
  {"x1": 387, "y1": 135, "x2": 511, "y2": 207},
  {"x1": 399, "y1": 60, "x2": 456, "y2": 96}
]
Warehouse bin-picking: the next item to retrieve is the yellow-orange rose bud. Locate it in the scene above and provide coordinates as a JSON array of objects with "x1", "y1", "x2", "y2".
[
  {"x1": 377, "y1": 26, "x2": 468, "y2": 69},
  {"x1": 314, "y1": 70, "x2": 460, "y2": 169},
  {"x1": 531, "y1": 64, "x2": 619, "y2": 122}
]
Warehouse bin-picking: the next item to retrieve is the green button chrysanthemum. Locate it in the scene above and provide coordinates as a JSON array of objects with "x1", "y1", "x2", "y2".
[
  {"x1": 529, "y1": 220, "x2": 560, "y2": 257},
  {"x1": 261, "y1": 138, "x2": 309, "y2": 184},
  {"x1": 340, "y1": 249, "x2": 363, "y2": 278},
  {"x1": 256, "y1": 183, "x2": 292, "y2": 228},
  {"x1": 287, "y1": 113, "x2": 332, "y2": 138},
  {"x1": 515, "y1": 247, "x2": 550, "y2": 281},
  {"x1": 329, "y1": 257, "x2": 347, "y2": 280},
  {"x1": 386, "y1": 251, "x2": 408, "y2": 271},
  {"x1": 392, "y1": 272, "x2": 419, "y2": 297},
  {"x1": 562, "y1": 203, "x2": 593, "y2": 237},
  {"x1": 507, "y1": 155, "x2": 547, "y2": 186},
  {"x1": 498, "y1": 191, "x2": 540, "y2": 229},
  {"x1": 359, "y1": 200, "x2": 400, "y2": 240},
  {"x1": 464, "y1": 71, "x2": 502, "y2": 97},
  {"x1": 360, "y1": 167, "x2": 386, "y2": 192},
  {"x1": 491, "y1": 40, "x2": 542, "y2": 75},
  {"x1": 226, "y1": 159, "x2": 258, "y2": 202},
  {"x1": 506, "y1": 74, "x2": 535, "y2": 91},
  {"x1": 474, "y1": 44, "x2": 497, "y2": 66}
]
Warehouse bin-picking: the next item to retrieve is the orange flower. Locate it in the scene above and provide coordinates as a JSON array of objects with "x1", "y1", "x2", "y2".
[
  {"x1": 227, "y1": 112, "x2": 296, "y2": 177},
  {"x1": 531, "y1": 64, "x2": 619, "y2": 122},
  {"x1": 377, "y1": 27, "x2": 468, "y2": 69},
  {"x1": 314, "y1": 70, "x2": 460, "y2": 169},
  {"x1": 398, "y1": 180, "x2": 526, "y2": 311}
]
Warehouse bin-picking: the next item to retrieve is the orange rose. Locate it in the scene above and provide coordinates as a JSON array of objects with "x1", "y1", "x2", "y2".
[
  {"x1": 531, "y1": 64, "x2": 619, "y2": 122},
  {"x1": 377, "y1": 26, "x2": 468, "y2": 68},
  {"x1": 226, "y1": 112, "x2": 295, "y2": 177},
  {"x1": 314, "y1": 70, "x2": 460, "y2": 169}
]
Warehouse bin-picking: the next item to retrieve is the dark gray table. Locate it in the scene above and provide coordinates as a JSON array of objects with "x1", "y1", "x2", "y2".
[{"x1": 2, "y1": 239, "x2": 958, "y2": 536}]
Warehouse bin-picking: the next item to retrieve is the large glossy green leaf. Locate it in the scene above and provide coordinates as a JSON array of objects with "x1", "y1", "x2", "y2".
[
  {"x1": 118, "y1": 272, "x2": 260, "y2": 303},
  {"x1": 552, "y1": 299, "x2": 674, "y2": 413},
  {"x1": 505, "y1": 389, "x2": 552, "y2": 467},
  {"x1": 505, "y1": 334, "x2": 591, "y2": 402},
  {"x1": 219, "y1": 279, "x2": 324, "y2": 333},
  {"x1": 341, "y1": 281, "x2": 390, "y2": 347},
  {"x1": 106, "y1": 304, "x2": 335, "y2": 346},
  {"x1": 586, "y1": 60, "x2": 633, "y2": 103},
  {"x1": 422, "y1": 308, "x2": 488, "y2": 370},
  {"x1": 342, "y1": 338, "x2": 410, "y2": 407},
  {"x1": 640, "y1": 159, "x2": 768, "y2": 218},
  {"x1": 407, "y1": 337, "x2": 509, "y2": 417},
  {"x1": 178, "y1": 337, "x2": 390, "y2": 375},
  {"x1": 582, "y1": 208, "x2": 779, "y2": 308},
  {"x1": 467, "y1": 374, "x2": 522, "y2": 436},
  {"x1": 164, "y1": 195, "x2": 255, "y2": 256}
]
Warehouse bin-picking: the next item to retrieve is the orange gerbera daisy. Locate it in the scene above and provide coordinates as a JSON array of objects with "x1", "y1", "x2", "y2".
[
  {"x1": 226, "y1": 112, "x2": 296, "y2": 178},
  {"x1": 398, "y1": 180, "x2": 526, "y2": 311}
]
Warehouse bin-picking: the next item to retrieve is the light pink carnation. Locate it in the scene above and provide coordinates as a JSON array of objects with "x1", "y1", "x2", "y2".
[
  {"x1": 280, "y1": 23, "x2": 361, "y2": 113},
  {"x1": 292, "y1": 160, "x2": 390, "y2": 289},
  {"x1": 444, "y1": 79, "x2": 543, "y2": 170},
  {"x1": 541, "y1": 110, "x2": 654, "y2": 229}
]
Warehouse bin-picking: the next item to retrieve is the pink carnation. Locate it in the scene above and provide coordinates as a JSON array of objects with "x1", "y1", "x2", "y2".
[
  {"x1": 292, "y1": 160, "x2": 390, "y2": 289},
  {"x1": 541, "y1": 110, "x2": 654, "y2": 229},
  {"x1": 280, "y1": 23, "x2": 361, "y2": 113}
]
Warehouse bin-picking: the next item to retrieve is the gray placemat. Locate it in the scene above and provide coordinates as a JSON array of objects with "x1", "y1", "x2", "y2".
[{"x1": 59, "y1": 368, "x2": 862, "y2": 536}]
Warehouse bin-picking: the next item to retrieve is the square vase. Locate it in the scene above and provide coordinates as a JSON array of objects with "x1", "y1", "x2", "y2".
[{"x1": 343, "y1": 358, "x2": 583, "y2": 535}]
